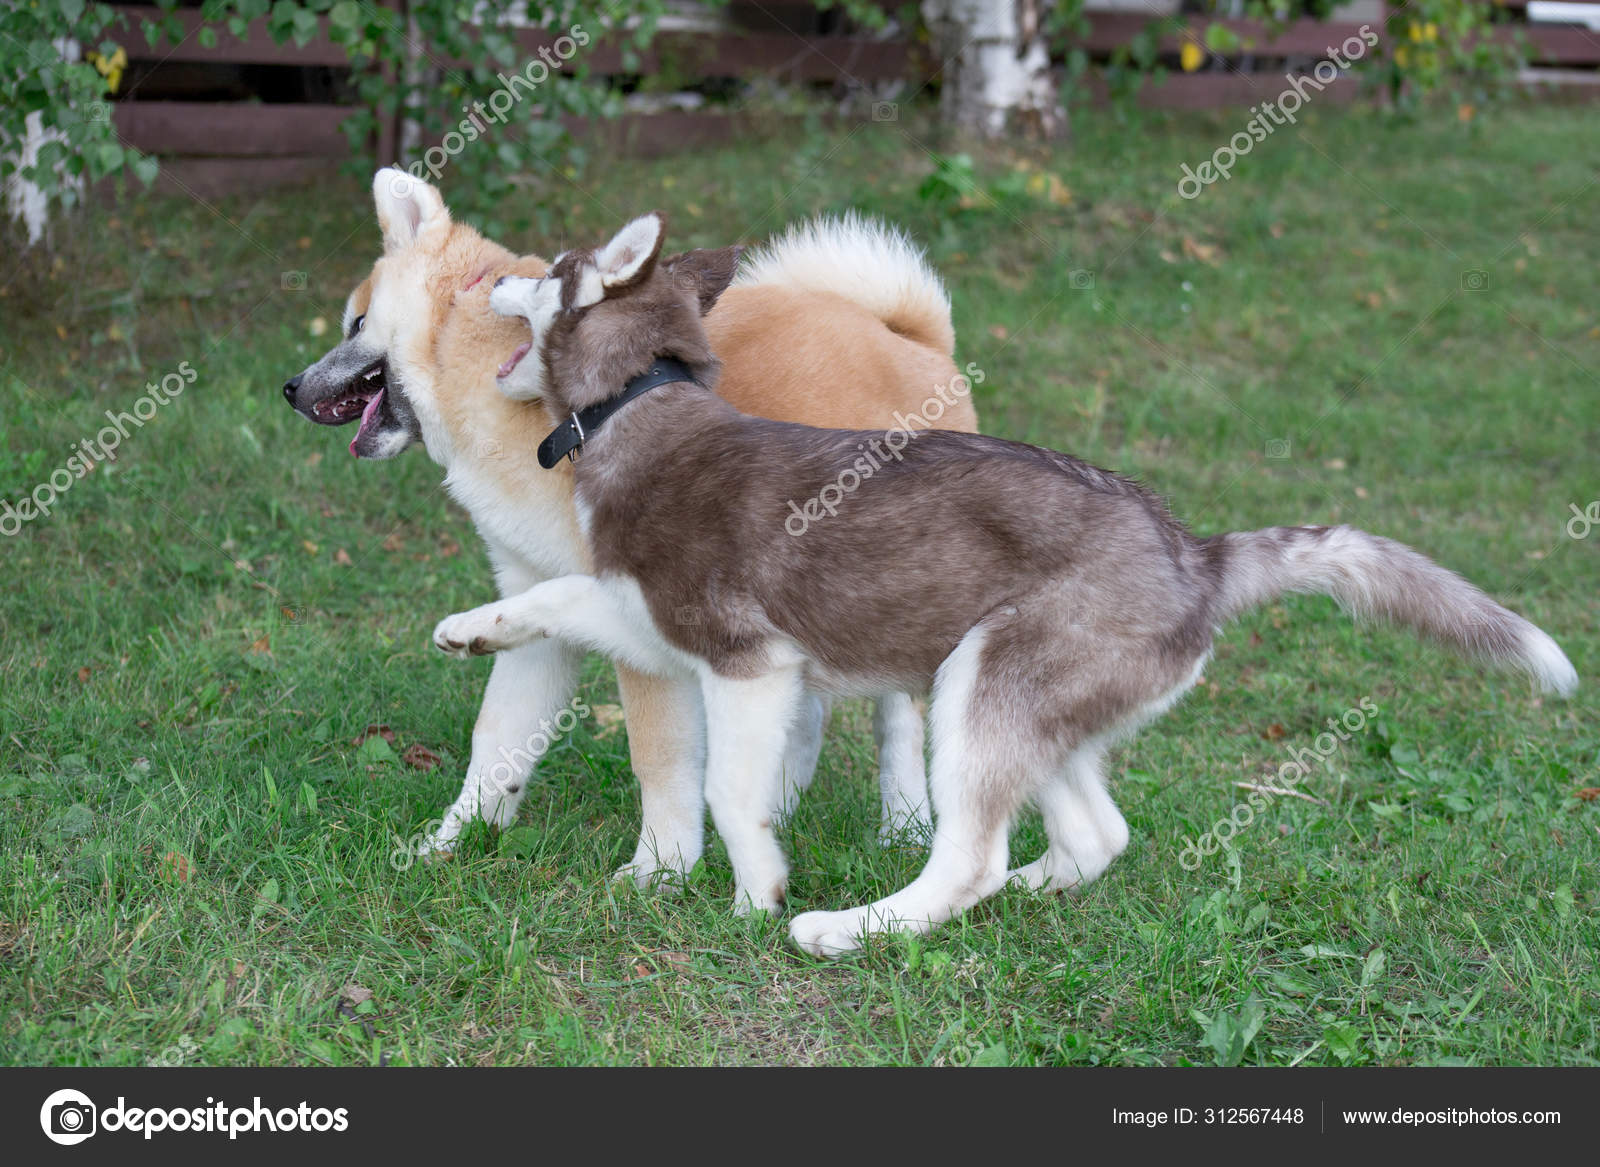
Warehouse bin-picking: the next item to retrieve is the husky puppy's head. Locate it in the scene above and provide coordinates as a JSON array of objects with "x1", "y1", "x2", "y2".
[
  {"x1": 488, "y1": 212, "x2": 741, "y2": 416},
  {"x1": 283, "y1": 168, "x2": 527, "y2": 461}
]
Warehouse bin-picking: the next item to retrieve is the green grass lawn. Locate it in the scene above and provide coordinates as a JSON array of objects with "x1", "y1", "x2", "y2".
[{"x1": 2, "y1": 100, "x2": 1596, "y2": 1067}]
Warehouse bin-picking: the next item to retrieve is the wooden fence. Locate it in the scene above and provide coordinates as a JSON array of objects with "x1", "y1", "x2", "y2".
[{"x1": 105, "y1": 3, "x2": 1600, "y2": 197}]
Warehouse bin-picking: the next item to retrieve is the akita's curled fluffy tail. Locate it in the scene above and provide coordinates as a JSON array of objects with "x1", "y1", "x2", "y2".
[
  {"x1": 734, "y1": 212, "x2": 955, "y2": 356},
  {"x1": 1206, "y1": 524, "x2": 1577, "y2": 695}
]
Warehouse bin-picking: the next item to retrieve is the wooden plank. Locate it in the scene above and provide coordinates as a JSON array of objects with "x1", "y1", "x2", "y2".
[
  {"x1": 1079, "y1": 67, "x2": 1363, "y2": 109},
  {"x1": 113, "y1": 102, "x2": 354, "y2": 157},
  {"x1": 111, "y1": 5, "x2": 912, "y2": 81},
  {"x1": 150, "y1": 156, "x2": 342, "y2": 200},
  {"x1": 1078, "y1": 14, "x2": 1374, "y2": 57}
]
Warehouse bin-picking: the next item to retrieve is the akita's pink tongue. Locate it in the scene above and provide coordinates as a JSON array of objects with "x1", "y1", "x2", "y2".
[
  {"x1": 498, "y1": 341, "x2": 530, "y2": 380},
  {"x1": 349, "y1": 388, "x2": 385, "y2": 457}
]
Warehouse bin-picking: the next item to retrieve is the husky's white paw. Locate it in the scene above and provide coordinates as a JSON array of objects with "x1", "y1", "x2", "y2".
[
  {"x1": 433, "y1": 604, "x2": 537, "y2": 658},
  {"x1": 789, "y1": 908, "x2": 868, "y2": 958}
]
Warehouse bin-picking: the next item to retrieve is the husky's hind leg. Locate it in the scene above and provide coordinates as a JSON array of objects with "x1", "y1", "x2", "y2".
[
  {"x1": 874, "y1": 691, "x2": 930, "y2": 844},
  {"x1": 790, "y1": 625, "x2": 1030, "y2": 956},
  {"x1": 1007, "y1": 747, "x2": 1128, "y2": 893},
  {"x1": 701, "y1": 665, "x2": 806, "y2": 914}
]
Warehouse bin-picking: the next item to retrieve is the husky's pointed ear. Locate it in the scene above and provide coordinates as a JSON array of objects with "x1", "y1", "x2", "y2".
[
  {"x1": 664, "y1": 246, "x2": 743, "y2": 314},
  {"x1": 373, "y1": 168, "x2": 450, "y2": 253},
  {"x1": 595, "y1": 212, "x2": 666, "y2": 290}
]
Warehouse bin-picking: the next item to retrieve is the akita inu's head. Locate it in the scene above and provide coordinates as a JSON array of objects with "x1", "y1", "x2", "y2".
[
  {"x1": 488, "y1": 212, "x2": 740, "y2": 417},
  {"x1": 283, "y1": 169, "x2": 535, "y2": 462}
]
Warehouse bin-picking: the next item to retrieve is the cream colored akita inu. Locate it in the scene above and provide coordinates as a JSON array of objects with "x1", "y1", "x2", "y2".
[{"x1": 283, "y1": 169, "x2": 977, "y2": 886}]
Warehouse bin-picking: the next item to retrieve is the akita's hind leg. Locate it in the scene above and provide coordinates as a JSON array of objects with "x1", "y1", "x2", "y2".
[
  {"x1": 790, "y1": 627, "x2": 1029, "y2": 957},
  {"x1": 1007, "y1": 748, "x2": 1129, "y2": 893}
]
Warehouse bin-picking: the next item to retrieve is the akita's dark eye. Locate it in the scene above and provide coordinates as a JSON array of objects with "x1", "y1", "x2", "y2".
[{"x1": 349, "y1": 314, "x2": 365, "y2": 337}]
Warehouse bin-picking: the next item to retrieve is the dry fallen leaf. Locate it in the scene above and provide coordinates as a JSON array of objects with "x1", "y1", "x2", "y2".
[
  {"x1": 333, "y1": 548, "x2": 353, "y2": 566},
  {"x1": 160, "y1": 851, "x2": 193, "y2": 882},
  {"x1": 1262, "y1": 723, "x2": 1287, "y2": 741},
  {"x1": 989, "y1": 324, "x2": 1009, "y2": 340},
  {"x1": 1181, "y1": 235, "x2": 1222, "y2": 265},
  {"x1": 382, "y1": 533, "x2": 405, "y2": 552},
  {"x1": 340, "y1": 983, "x2": 373, "y2": 1006},
  {"x1": 76, "y1": 665, "x2": 92, "y2": 683},
  {"x1": 1574, "y1": 787, "x2": 1600, "y2": 802},
  {"x1": 354, "y1": 724, "x2": 396, "y2": 747},
  {"x1": 402, "y1": 744, "x2": 442, "y2": 771}
]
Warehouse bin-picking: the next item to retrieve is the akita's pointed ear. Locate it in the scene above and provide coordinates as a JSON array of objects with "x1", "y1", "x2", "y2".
[
  {"x1": 664, "y1": 246, "x2": 743, "y2": 314},
  {"x1": 373, "y1": 168, "x2": 450, "y2": 253},
  {"x1": 595, "y1": 212, "x2": 666, "y2": 290}
]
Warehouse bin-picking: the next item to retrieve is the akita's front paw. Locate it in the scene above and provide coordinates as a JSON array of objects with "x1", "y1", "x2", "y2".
[{"x1": 432, "y1": 604, "x2": 536, "y2": 658}]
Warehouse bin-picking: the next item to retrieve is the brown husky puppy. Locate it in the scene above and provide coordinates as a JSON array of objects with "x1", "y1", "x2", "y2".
[
  {"x1": 283, "y1": 170, "x2": 976, "y2": 881},
  {"x1": 436, "y1": 212, "x2": 1577, "y2": 956}
]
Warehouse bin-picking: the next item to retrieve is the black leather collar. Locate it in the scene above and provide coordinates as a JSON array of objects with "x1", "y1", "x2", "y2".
[{"x1": 536, "y1": 358, "x2": 698, "y2": 469}]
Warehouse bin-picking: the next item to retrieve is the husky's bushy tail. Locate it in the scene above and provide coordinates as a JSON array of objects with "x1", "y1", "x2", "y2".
[
  {"x1": 734, "y1": 211, "x2": 955, "y2": 356},
  {"x1": 1206, "y1": 524, "x2": 1577, "y2": 695}
]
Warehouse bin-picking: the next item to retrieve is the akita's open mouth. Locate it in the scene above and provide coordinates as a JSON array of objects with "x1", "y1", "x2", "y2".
[
  {"x1": 310, "y1": 360, "x2": 385, "y2": 425},
  {"x1": 497, "y1": 341, "x2": 530, "y2": 380}
]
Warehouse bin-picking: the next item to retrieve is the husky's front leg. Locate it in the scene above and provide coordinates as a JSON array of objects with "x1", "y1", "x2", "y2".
[
  {"x1": 422, "y1": 636, "x2": 582, "y2": 856},
  {"x1": 432, "y1": 574, "x2": 680, "y2": 674}
]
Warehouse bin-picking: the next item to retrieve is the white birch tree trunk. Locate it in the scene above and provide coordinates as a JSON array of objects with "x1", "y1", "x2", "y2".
[{"x1": 921, "y1": 0, "x2": 1062, "y2": 138}]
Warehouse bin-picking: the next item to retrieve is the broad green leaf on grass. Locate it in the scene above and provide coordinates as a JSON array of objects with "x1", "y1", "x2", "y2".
[
  {"x1": 251, "y1": 878, "x2": 280, "y2": 922},
  {"x1": 206, "y1": 1017, "x2": 257, "y2": 1057},
  {"x1": 57, "y1": 753, "x2": 90, "y2": 775},
  {"x1": 1324, "y1": 1022, "x2": 1365, "y2": 1065},
  {"x1": 1300, "y1": 945, "x2": 1360, "y2": 960},
  {"x1": 48, "y1": 803, "x2": 94, "y2": 838},
  {"x1": 971, "y1": 1042, "x2": 1009, "y2": 1067},
  {"x1": 498, "y1": 826, "x2": 541, "y2": 859},
  {"x1": 357, "y1": 735, "x2": 396, "y2": 765},
  {"x1": 1194, "y1": 996, "x2": 1265, "y2": 1067},
  {"x1": 1552, "y1": 885, "x2": 1574, "y2": 921},
  {"x1": 1361, "y1": 948, "x2": 1387, "y2": 989},
  {"x1": 303, "y1": 1038, "x2": 340, "y2": 1064},
  {"x1": 262, "y1": 767, "x2": 279, "y2": 807}
]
